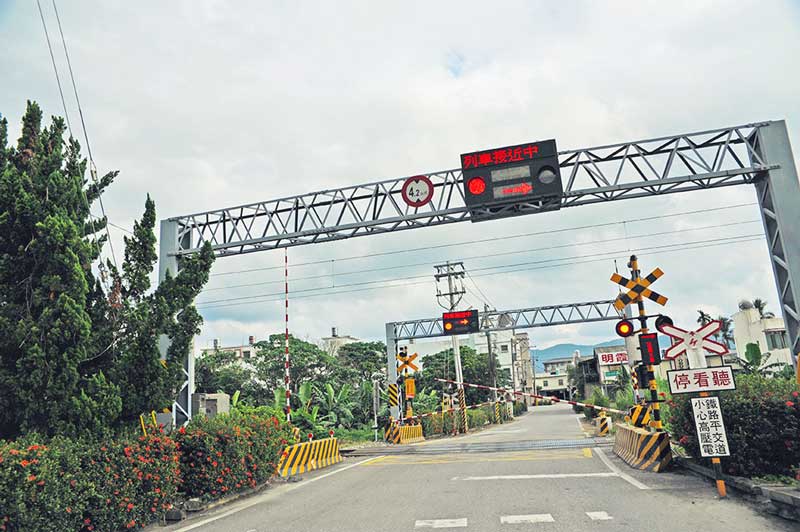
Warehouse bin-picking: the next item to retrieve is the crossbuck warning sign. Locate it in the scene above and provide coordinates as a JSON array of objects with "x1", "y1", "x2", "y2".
[
  {"x1": 610, "y1": 268, "x2": 668, "y2": 310},
  {"x1": 661, "y1": 321, "x2": 728, "y2": 369}
]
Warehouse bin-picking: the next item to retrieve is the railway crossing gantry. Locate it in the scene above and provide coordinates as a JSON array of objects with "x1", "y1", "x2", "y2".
[{"x1": 159, "y1": 121, "x2": 800, "y2": 423}]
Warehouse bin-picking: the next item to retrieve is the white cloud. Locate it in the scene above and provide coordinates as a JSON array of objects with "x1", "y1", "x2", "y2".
[{"x1": 2, "y1": 0, "x2": 798, "y2": 351}]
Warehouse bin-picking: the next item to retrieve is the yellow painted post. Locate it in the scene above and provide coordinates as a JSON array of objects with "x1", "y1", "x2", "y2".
[
  {"x1": 699, "y1": 391, "x2": 727, "y2": 498},
  {"x1": 139, "y1": 414, "x2": 147, "y2": 437},
  {"x1": 150, "y1": 410, "x2": 158, "y2": 428}
]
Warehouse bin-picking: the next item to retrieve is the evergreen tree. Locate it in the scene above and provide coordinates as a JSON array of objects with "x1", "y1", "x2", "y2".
[{"x1": 0, "y1": 101, "x2": 213, "y2": 439}]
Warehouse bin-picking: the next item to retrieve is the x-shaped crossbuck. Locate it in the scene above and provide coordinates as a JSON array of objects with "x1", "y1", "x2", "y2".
[
  {"x1": 397, "y1": 352, "x2": 419, "y2": 373},
  {"x1": 610, "y1": 268, "x2": 668, "y2": 310},
  {"x1": 661, "y1": 321, "x2": 729, "y2": 369}
]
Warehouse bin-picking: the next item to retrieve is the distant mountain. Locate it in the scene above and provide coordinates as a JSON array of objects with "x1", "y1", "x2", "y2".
[{"x1": 530, "y1": 339, "x2": 622, "y2": 371}]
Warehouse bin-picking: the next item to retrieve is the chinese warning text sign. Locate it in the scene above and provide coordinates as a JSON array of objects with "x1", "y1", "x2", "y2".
[
  {"x1": 691, "y1": 396, "x2": 730, "y2": 457},
  {"x1": 667, "y1": 366, "x2": 736, "y2": 394}
]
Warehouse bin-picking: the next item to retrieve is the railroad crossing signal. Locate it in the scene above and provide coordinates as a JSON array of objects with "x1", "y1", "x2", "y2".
[
  {"x1": 397, "y1": 351, "x2": 419, "y2": 373},
  {"x1": 660, "y1": 320, "x2": 729, "y2": 369},
  {"x1": 639, "y1": 333, "x2": 662, "y2": 365},
  {"x1": 442, "y1": 309, "x2": 480, "y2": 335},
  {"x1": 610, "y1": 267, "x2": 668, "y2": 310},
  {"x1": 615, "y1": 319, "x2": 635, "y2": 337}
]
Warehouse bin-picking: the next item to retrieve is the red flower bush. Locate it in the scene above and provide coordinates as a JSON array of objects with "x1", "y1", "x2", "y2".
[
  {"x1": 0, "y1": 433, "x2": 179, "y2": 531},
  {"x1": 174, "y1": 407, "x2": 292, "y2": 498}
]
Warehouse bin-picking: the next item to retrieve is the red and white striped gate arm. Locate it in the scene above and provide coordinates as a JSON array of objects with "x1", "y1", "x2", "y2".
[{"x1": 434, "y1": 378, "x2": 627, "y2": 416}]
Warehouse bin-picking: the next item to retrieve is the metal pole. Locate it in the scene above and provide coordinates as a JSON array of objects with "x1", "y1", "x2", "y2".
[
  {"x1": 699, "y1": 391, "x2": 727, "y2": 498},
  {"x1": 372, "y1": 378, "x2": 379, "y2": 442},
  {"x1": 485, "y1": 304, "x2": 497, "y2": 402},
  {"x1": 446, "y1": 262, "x2": 468, "y2": 432},
  {"x1": 284, "y1": 248, "x2": 291, "y2": 423},
  {"x1": 385, "y1": 323, "x2": 400, "y2": 419},
  {"x1": 630, "y1": 255, "x2": 663, "y2": 431}
]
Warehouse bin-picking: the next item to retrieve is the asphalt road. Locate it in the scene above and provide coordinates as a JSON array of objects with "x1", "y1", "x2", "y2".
[{"x1": 165, "y1": 404, "x2": 794, "y2": 532}]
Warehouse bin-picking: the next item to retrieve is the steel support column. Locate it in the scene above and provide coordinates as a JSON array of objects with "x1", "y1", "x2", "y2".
[
  {"x1": 751, "y1": 121, "x2": 800, "y2": 368},
  {"x1": 158, "y1": 219, "x2": 194, "y2": 425},
  {"x1": 385, "y1": 322, "x2": 400, "y2": 419}
]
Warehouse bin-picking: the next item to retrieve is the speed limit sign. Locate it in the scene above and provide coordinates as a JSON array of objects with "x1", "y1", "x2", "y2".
[{"x1": 401, "y1": 175, "x2": 434, "y2": 208}]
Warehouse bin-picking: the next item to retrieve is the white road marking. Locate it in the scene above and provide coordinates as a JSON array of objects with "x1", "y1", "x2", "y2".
[
  {"x1": 594, "y1": 447, "x2": 650, "y2": 490},
  {"x1": 414, "y1": 518, "x2": 468, "y2": 528},
  {"x1": 501, "y1": 514, "x2": 555, "y2": 524},
  {"x1": 586, "y1": 511, "x2": 613, "y2": 521},
  {"x1": 452, "y1": 472, "x2": 617, "y2": 480},
  {"x1": 172, "y1": 456, "x2": 385, "y2": 532}
]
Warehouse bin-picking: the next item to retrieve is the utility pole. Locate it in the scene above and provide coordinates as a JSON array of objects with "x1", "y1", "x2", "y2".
[
  {"x1": 435, "y1": 261, "x2": 468, "y2": 432},
  {"x1": 485, "y1": 303, "x2": 497, "y2": 402}
]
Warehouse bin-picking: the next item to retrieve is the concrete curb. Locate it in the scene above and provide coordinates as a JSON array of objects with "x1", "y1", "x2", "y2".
[{"x1": 674, "y1": 456, "x2": 800, "y2": 522}]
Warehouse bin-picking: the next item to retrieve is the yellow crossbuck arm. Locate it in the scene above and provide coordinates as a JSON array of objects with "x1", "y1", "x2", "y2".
[{"x1": 611, "y1": 268, "x2": 668, "y2": 310}]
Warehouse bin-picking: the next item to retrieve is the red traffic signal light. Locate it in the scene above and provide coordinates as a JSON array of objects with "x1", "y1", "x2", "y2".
[
  {"x1": 467, "y1": 177, "x2": 486, "y2": 195},
  {"x1": 615, "y1": 319, "x2": 635, "y2": 337},
  {"x1": 639, "y1": 332, "x2": 661, "y2": 365}
]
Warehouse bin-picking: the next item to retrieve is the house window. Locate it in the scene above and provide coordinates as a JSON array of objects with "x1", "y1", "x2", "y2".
[
  {"x1": 542, "y1": 380, "x2": 549, "y2": 387},
  {"x1": 243, "y1": 350, "x2": 251, "y2": 359},
  {"x1": 500, "y1": 344, "x2": 509, "y2": 353},
  {"x1": 558, "y1": 379, "x2": 564, "y2": 386},
  {"x1": 766, "y1": 330, "x2": 788, "y2": 350}
]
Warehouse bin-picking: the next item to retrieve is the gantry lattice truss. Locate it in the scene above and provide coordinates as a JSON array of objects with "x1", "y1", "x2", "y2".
[
  {"x1": 389, "y1": 300, "x2": 621, "y2": 340},
  {"x1": 161, "y1": 120, "x2": 800, "y2": 422},
  {"x1": 169, "y1": 122, "x2": 773, "y2": 257}
]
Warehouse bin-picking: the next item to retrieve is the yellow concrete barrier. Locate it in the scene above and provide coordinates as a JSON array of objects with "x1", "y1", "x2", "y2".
[
  {"x1": 597, "y1": 413, "x2": 609, "y2": 436},
  {"x1": 613, "y1": 423, "x2": 672, "y2": 472},
  {"x1": 384, "y1": 422, "x2": 400, "y2": 444},
  {"x1": 399, "y1": 424, "x2": 424, "y2": 444},
  {"x1": 276, "y1": 437, "x2": 342, "y2": 478},
  {"x1": 628, "y1": 404, "x2": 651, "y2": 428}
]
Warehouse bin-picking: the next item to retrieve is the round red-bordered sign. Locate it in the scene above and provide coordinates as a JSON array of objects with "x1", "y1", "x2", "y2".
[{"x1": 401, "y1": 175, "x2": 434, "y2": 208}]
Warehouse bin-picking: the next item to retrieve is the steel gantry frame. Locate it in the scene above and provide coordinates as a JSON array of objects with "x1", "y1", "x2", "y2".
[
  {"x1": 159, "y1": 120, "x2": 800, "y2": 422},
  {"x1": 384, "y1": 300, "x2": 622, "y2": 419}
]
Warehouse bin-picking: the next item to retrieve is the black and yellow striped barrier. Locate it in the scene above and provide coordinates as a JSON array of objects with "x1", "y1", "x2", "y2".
[
  {"x1": 291, "y1": 426, "x2": 301, "y2": 442},
  {"x1": 494, "y1": 402, "x2": 502, "y2": 424},
  {"x1": 598, "y1": 413, "x2": 609, "y2": 436},
  {"x1": 384, "y1": 421, "x2": 401, "y2": 444},
  {"x1": 613, "y1": 423, "x2": 672, "y2": 472},
  {"x1": 277, "y1": 437, "x2": 342, "y2": 478},
  {"x1": 627, "y1": 404, "x2": 651, "y2": 428},
  {"x1": 399, "y1": 424, "x2": 424, "y2": 444}
]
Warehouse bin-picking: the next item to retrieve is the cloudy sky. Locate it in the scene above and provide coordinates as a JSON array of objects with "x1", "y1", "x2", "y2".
[{"x1": 2, "y1": 1, "x2": 799, "y2": 352}]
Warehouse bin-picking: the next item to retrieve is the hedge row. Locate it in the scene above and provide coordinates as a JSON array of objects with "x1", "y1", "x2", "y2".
[
  {"x1": 668, "y1": 374, "x2": 800, "y2": 478},
  {"x1": 0, "y1": 407, "x2": 292, "y2": 531},
  {"x1": 0, "y1": 434, "x2": 179, "y2": 532},
  {"x1": 419, "y1": 402, "x2": 516, "y2": 436}
]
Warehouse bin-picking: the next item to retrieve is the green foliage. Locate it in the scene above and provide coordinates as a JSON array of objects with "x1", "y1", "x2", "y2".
[
  {"x1": 315, "y1": 382, "x2": 356, "y2": 428},
  {"x1": 614, "y1": 388, "x2": 635, "y2": 412},
  {"x1": 416, "y1": 346, "x2": 508, "y2": 404},
  {"x1": 513, "y1": 401, "x2": 528, "y2": 416},
  {"x1": 196, "y1": 350, "x2": 270, "y2": 406},
  {"x1": 583, "y1": 388, "x2": 610, "y2": 420},
  {"x1": 0, "y1": 433, "x2": 180, "y2": 532},
  {"x1": 0, "y1": 102, "x2": 214, "y2": 438},
  {"x1": 739, "y1": 343, "x2": 786, "y2": 376},
  {"x1": 467, "y1": 408, "x2": 489, "y2": 428},
  {"x1": 668, "y1": 374, "x2": 800, "y2": 477},
  {"x1": 174, "y1": 410, "x2": 292, "y2": 499}
]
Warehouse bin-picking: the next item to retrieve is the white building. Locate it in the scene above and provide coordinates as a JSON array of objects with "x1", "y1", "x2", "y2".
[
  {"x1": 320, "y1": 328, "x2": 362, "y2": 356},
  {"x1": 200, "y1": 336, "x2": 258, "y2": 362},
  {"x1": 732, "y1": 308, "x2": 793, "y2": 368}
]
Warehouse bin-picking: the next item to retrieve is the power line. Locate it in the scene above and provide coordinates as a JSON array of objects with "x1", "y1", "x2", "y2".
[
  {"x1": 36, "y1": 0, "x2": 72, "y2": 136},
  {"x1": 201, "y1": 219, "x2": 760, "y2": 293},
  {"x1": 196, "y1": 233, "x2": 763, "y2": 309},
  {"x1": 208, "y1": 202, "x2": 757, "y2": 278},
  {"x1": 52, "y1": 0, "x2": 119, "y2": 272}
]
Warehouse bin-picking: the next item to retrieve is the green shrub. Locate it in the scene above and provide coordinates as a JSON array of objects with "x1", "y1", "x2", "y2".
[
  {"x1": 335, "y1": 427, "x2": 373, "y2": 442},
  {"x1": 175, "y1": 410, "x2": 292, "y2": 499},
  {"x1": 0, "y1": 433, "x2": 180, "y2": 532},
  {"x1": 467, "y1": 409, "x2": 488, "y2": 427},
  {"x1": 287, "y1": 410, "x2": 329, "y2": 441},
  {"x1": 614, "y1": 389, "x2": 635, "y2": 412},
  {"x1": 513, "y1": 401, "x2": 528, "y2": 415},
  {"x1": 668, "y1": 374, "x2": 799, "y2": 477},
  {"x1": 584, "y1": 389, "x2": 610, "y2": 420}
]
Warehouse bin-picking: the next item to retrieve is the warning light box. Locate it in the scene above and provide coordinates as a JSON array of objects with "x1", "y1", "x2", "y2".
[
  {"x1": 442, "y1": 309, "x2": 480, "y2": 335},
  {"x1": 460, "y1": 139, "x2": 562, "y2": 220}
]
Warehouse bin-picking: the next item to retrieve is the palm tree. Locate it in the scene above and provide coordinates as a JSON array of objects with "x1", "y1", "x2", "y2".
[
  {"x1": 752, "y1": 298, "x2": 776, "y2": 318},
  {"x1": 740, "y1": 343, "x2": 786, "y2": 375},
  {"x1": 717, "y1": 316, "x2": 734, "y2": 348},
  {"x1": 697, "y1": 310, "x2": 712, "y2": 326}
]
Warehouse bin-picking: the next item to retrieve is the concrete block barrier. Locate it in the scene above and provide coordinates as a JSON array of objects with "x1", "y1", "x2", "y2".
[
  {"x1": 613, "y1": 423, "x2": 672, "y2": 472},
  {"x1": 277, "y1": 437, "x2": 342, "y2": 478},
  {"x1": 384, "y1": 422, "x2": 400, "y2": 444}
]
